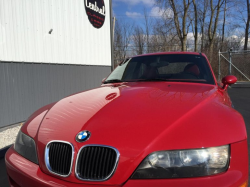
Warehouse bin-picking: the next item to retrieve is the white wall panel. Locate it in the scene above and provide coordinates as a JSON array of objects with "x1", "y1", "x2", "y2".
[{"x1": 0, "y1": 0, "x2": 111, "y2": 66}]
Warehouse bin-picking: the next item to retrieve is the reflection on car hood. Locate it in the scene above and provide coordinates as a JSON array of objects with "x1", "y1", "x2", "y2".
[{"x1": 37, "y1": 82, "x2": 246, "y2": 185}]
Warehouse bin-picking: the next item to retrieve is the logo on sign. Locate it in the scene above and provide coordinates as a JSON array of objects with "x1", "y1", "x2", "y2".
[{"x1": 85, "y1": 0, "x2": 106, "y2": 29}]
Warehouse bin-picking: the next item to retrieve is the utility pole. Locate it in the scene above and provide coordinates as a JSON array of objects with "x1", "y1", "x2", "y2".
[
  {"x1": 228, "y1": 48, "x2": 232, "y2": 75},
  {"x1": 218, "y1": 50, "x2": 221, "y2": 80}
]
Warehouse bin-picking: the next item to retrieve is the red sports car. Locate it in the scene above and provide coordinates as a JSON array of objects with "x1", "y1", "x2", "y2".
[{"x1": 5, "y1": 52, "x2": 248, "y2": 187}]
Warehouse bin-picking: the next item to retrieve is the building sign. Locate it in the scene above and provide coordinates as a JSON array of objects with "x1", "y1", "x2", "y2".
[{"x1": 85, "y1": 0, "x2": 106, "y2": 29}]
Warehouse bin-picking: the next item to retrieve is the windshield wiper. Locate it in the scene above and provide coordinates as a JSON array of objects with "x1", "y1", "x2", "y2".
[
  {"x1": 135, "y1": 78, "x2": 170, "y2": 82},
  {"x1": 103, "y1": 79, "x2": 123, "y2": 84},
  {"x1": 104, "y1": 78, "x2": 170, "y2": 84}
]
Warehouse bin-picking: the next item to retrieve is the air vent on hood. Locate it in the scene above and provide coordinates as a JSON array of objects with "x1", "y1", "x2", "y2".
[
  {"x1": 75, "y1": 145, "x2": 119, "y2": 181},
  {"x1": 45, "y1": 141, "x2": 74, "y2": 177}
]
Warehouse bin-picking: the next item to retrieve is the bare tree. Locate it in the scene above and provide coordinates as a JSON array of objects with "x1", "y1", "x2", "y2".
[
  {"x1": 192, "y1": 0, "x2": 198, "y2": 51},
  {"x1": 170, "y1": 0, "x2": 192, "y2": 51},
  {"x1": 144, "y1": 8, "x2": 151, "y2": 53},
  {"x1": 132, "y1": 26, "x2": 145, "y2": 55},
  {"x1": 221, "y1": 0, "x2": 227, "y2": 48},
  {"x1": 208, "y1": 0, "x2": 225, "y2": 58},
  {"x1": 231, "y1": 0, "x2": 250, "y2": 50},
  {"x1": 113, "y1": 0, "x2": 249, "y2": 80},
  {"x1": 151, "y1": 7, "x2": 180, "y2": 52},
  {"x1": 200, "y1": 0, "x2": 209, "y2": 51},
  {"x1": 114, "y1": 20, "x2": 134, "y2": 64},
  {"x1": 244, "y1": 0, "x2": 250, "y2": 50},
  {"x1": 156, "y1": 0, "x2": 192, "y2": 51}
]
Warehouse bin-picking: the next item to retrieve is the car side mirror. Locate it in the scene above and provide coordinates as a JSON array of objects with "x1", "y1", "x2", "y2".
[
  {"x1": 102, "y1": 78, "x2": 106, "y2": 84},
  {"x1": 222, "y1": 75, "x2": 237, "y2": 90}
]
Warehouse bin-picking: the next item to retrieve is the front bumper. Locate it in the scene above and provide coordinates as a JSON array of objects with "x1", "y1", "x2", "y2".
[{"x1": 5, "y1": 140, "x2": 248, "y2": 187}]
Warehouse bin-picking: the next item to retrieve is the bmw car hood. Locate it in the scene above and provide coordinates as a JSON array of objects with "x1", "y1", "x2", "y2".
[{"x1": 36, "y1": 82, "x2": 246, "y2": 184}]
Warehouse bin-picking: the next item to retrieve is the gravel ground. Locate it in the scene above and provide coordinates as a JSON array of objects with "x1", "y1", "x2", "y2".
[{"x1": 0, "y1": 125, "x2": 21, "y2": 149}]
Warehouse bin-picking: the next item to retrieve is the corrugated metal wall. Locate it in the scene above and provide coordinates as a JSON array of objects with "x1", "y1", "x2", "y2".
[
  {"x1": 0, "y1": 0, "x2": 112, "y2": 65},
  {"x1": 0, "y1": 62, "x2": 111, "y2": 128},
  {"x1": 0, "y1": 0, "x2": 113, "y2": 128}
]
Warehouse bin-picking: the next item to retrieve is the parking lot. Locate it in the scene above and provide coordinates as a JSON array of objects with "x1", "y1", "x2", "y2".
[{"x1": 0, "y1": 87, "x2": 250, "y2": 187}]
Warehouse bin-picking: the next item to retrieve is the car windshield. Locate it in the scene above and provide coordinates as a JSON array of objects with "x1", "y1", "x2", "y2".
[{"x1": 104, "y1": 54, "x2": 215, "y2": 84}]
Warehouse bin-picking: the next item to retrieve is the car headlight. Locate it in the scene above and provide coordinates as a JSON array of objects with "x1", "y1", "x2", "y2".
[
  {"x1": 131, "y1": 145, "x2": 229, "y2": 179},
  {"x1": 14, "y1": 131, "x2": 39, "y2": 164}
]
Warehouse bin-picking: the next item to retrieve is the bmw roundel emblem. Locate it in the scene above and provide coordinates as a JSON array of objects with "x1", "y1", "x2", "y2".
[{"x1": 76, "y1": 131, "x2": 91, "y2": 142}]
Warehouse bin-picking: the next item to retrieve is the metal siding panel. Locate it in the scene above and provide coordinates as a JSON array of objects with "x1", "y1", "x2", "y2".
[
  {"x1": 36, "y1": 64, "x2": 43, "y2": 107},
  {"x1": 33, "y1": 64, "x2": 41, "y2": 108},
  {"x1": 56, "y1": 65, "x2": 64, "y2": 100},
  {"x1": 85, "y1": 66, "x2": 91, "y2": 89},
  {"x1": 1, "y1": 63, "x2": 110, "y2": 127},
  {"x1": 16, "y1": 63, "x2": 25, "y2": 120},
  {"x1": 0, "y1": 0, "x2": 6, "y2": 59},
  {"x1": 72, "y1": 66, "x2": 79, "y2": 93},
  {"x1": 48, "y1": 64, "x2": 54, "y2": 101},
  {"x1": 40, "y1": 64, "x2": 51, "y2": 105},
  {"x1": 0, "y1": 63, "x2": 6, "y2": 125},
  {"x1": 0, "y1": 0, "x2": 111, "y2": 66},
  {"x1": 65, "y1": 65, "x2": 71, "y2": 96},
  {"x1": 70, "y1": 65, "x2": 76, "y2": 94},
  {"x1": 27, "y1": 64, "x2": 34, "y2": 113},
  {"x1": 62, "y1": 64, "x2": 67, "y2": 97},
  {"x1": 49, "y1": 64, "x2": 56, "y2": 101},
  {"x1": 6, "y1": 0, "x2": 12, "y2": 60},
  {"x1": 79, "y1": 66, "x2": 86, "y2": 92},
  {"x1": 10, "y1": 63, "x2": 17, "y2": 122},
  {"x1": 80, "y1": 65, "x2": 87, "y2": 92},
  {"x1": 5, "y1": 64, "x2": 13, "y2": 123}
]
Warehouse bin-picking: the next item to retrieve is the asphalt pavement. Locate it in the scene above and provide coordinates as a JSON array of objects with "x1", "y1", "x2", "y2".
[
  {"x1": 0, "y1": 156, "x2": 9, "y2": 187},
  {"x1": 228, "y1": 87, "x2": 250, "y2": 183},
  {"x1": 0, "y1": 87, "x2": 250, "y2": 187}
]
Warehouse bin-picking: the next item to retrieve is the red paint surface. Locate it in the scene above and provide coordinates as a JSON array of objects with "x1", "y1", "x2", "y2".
[
  {"x1": 222, "y1": 75, "x2": 238, "y2": 85},
  {"x1": 5, "y1": 140, "x2": 248, "y2": 187},
  {"x1": 5, "y1": 52, "x2": 248, "y2": 186}
]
